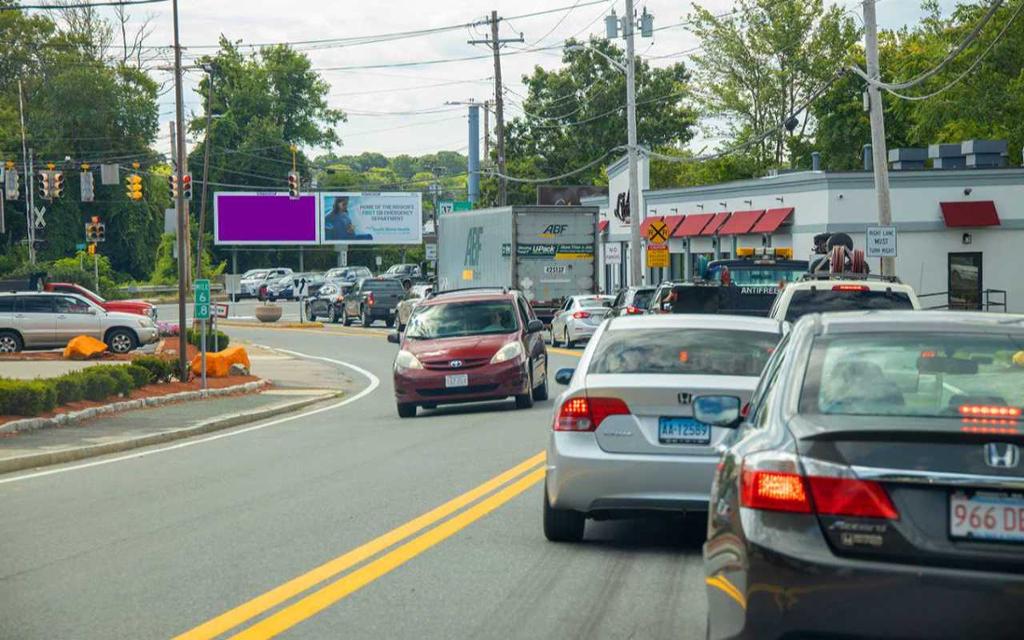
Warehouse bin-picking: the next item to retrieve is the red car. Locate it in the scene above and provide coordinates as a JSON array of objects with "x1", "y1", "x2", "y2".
[
  {"x1": 388, "y1": 288, "x2": 549, "y2": 418},
  {"x1": 44, "y1": 282, "x2": 156, "y2": 319}
]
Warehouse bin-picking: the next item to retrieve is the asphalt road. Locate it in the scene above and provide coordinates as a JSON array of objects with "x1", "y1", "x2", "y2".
[{"x1": 0, "y1": 325, "x2": 708, "y2": 639}]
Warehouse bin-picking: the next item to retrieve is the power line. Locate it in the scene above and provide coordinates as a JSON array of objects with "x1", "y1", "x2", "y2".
[
  {"x1": 1, "y1": 0, "x2": 166, "y2": 10},
  {"x1": 485, "y1": 146, "x2": 624, "y2": 183}
]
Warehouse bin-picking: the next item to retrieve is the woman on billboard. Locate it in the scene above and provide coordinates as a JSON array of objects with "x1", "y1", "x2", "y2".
[{"x1": 324, "y1": 196, "x2": 357, "y2": 241}]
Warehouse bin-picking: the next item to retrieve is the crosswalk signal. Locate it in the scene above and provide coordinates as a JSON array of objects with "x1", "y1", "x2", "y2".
[
  {"x1": 51, "y1": 171, "x2": 64, "y2": 199},
  {"x1": 182, "y1": 173, "x2": 192, "y2": 200},
  {"x1": 287, "y1": 171, "x2": 299, "y2": 199},
  {"x1": 125, "y1": 173, "x2": 143, "y2": 201},
  {"x1": 38, "y1": 170, "x2": 51, "y2": 201}
]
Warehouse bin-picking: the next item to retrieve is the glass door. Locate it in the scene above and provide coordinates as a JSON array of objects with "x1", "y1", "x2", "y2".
[{"x1": 948, "y1": 252, "x2": 983, "y2": 310}]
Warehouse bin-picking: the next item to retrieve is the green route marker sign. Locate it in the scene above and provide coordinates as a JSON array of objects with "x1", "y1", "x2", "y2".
[{"x1": 194, "y1": 279, "x2": 211, "y2": 320}]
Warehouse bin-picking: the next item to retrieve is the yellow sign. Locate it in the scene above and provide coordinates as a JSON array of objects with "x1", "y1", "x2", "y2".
[
  {"x1": 647, "y1": 219, "x2": 670, "y2": 243},
  {"x1": 647, "y1": 244, "x2": 669, "y2": 268},
  {"x1": 87, "y1": 243, "x2": 96, "y2": 256},
  {"x1": 462, "y1": 269, "x2": 474, "y2": 281}
]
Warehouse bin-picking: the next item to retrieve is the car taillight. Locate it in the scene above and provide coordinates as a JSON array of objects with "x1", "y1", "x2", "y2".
[
  {"x1": 553, "y1": 396, "x2": 629, "y2": 432},
  {"x1": 832, "y1": 284, "x2": 869, "y2": 292},
  {"x1": 367, "y1": 292, "x2": 375, "y2": 306},
  {"x1": 572, "y1": 311, "x2": 590, "y2": 319},
  {"x1": 625, "y1": 305, "x2": 642, "y2": 314},
  {"x1": 958, "y1": 404, "x2": 1022, "y2": 419},
  {"x1": 739, "y1": 453, "x2": 898, "y2": 519}
]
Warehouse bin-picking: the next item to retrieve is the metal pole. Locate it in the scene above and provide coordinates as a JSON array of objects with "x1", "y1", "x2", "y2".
[
  {"x1": 195, "y1": 67, "x2": 214, "y2": 281},
  {"x1": 94, "y1": 251, "x2": 99, "y2": 291},
  {"x1": 200, "y1": 318, "x2": 207, "y2": 390},
  {"x1": 624, "y1": 0, "x2": 642, "y2": 286},
  {"x1": 468, "y1": 103, "x2": 480, "y2": 204},
  {"x1": 863, "y1": 0, "x2": 896, "y2": 277},
  {"x1": 18, "y1": 81, "x2": 35, "y2": 265},
  {"x1": 172, "y1": 0, "x2": 189, "y2": 378}
]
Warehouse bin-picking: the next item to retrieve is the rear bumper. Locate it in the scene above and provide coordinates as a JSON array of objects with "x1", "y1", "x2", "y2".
[
  {"x1": 393, "y1": 358, "x2": 529, "y2": 405},
  {"x1": 365, "y1": 306, "x2": 396, "y2": 319},
  {"x1": 546, "y1": 431, "x2": 716, "y2": 515}
]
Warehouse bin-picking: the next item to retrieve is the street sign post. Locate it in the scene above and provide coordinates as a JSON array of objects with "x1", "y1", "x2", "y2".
[
  {"x1": 646, "y1": 219, "x2": 669, "y2": 244},
  {"x1": 866, "y1": 225, "x2": 897, "y2": 258},
  {"x1": 375, "y1": 255, "x2": 383, "y2": 268},
  {"x1": 605, "y1": 244, "x2": 622, "y2": 265},
  {"x1": 425, "y1": 243, "x2": 437, "y2": 261},
  {"x1": 438, "y1": 200, "x2": 454, "y2": 215},
  {"x1": 193, "y1": 279, "x2": 211, "y2": 390}
]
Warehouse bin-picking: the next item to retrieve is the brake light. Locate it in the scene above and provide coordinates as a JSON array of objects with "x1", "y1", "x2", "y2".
[
  {"x1": 625, "y1": 305, "x2": 642, "y2": 314},
  {"x1": 572, "y1": 311, "x2": 590, "y2": 319},
  {"x1": 806, "y1": 477, "x2": 898, "y2": 519},
  {"x1": 959, "y1": 404, "x2": 1022, "y2": 419},
  {"x1": 741, "y1": 469, "x2": 811, "y2": 513},
  {"x1": 832, "y1": 284, "x2": 869, "y2": 292},
  {"x1": 554, "y1": 396, "x2": 629, "y2": 432},
  {"x1": 367, "y1": 292, "x2": 375, "y2": 306}
]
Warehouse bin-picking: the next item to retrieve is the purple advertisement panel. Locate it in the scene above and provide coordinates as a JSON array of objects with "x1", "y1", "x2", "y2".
[{"x1": 214, "y1": 192, "x2": 319, "y2": 245}]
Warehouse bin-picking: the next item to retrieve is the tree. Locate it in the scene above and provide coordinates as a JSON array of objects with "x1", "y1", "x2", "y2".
[{"x1": 688, "y1": 0, "x2": 858, "y2": 170}]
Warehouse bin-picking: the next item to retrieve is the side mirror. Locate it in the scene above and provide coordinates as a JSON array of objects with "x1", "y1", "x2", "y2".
[
  {"x1": 387, "y1": 332, "x2": 400, "y2": 344},
  {"x1": 527, "y1": 319, "x2": 544, "y2": 334},
  {"x1": 693, "y1": 395, "x2": 742, "y2": 428},
  {"x1": 554, "y1": 368, "x2": 574, "y2": 385}
]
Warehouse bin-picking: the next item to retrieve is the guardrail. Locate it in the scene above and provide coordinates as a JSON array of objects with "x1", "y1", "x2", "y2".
[{"x1": 917, "y1": 289, "x2": 1007, "y2": 312}]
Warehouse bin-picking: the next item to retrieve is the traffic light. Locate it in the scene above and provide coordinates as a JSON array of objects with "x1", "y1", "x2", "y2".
[
  {"x1": 125, "y1": 173, "x2": 143, "y2": 201},
  {"x1": 287, "y1": 171, "x2": 299, "y2": 199},
  {"x1": 51, "y1": 171, "x2": 64, "y2": 199},
  {"x1": 3, "y1": 162, "x2": 19, "y2": 201},
  {"x1": 38, "y1": 170, "x2": 51, "y2": 200},
  {"x1": 80, "y1": 165, "x2": 94, "y2": 202},
  {"x1": 168, "y1": 173, "x2": 178, "y2": 198},
  {"x1": 181, "y1": 173, "x2": 192, "y2": 200},
  {"x1": 96, "y1": 222, "x2": 106, "y2": 242},
  {"x1": 85, "y1": 221, "x2": 99, "y2": 242}
]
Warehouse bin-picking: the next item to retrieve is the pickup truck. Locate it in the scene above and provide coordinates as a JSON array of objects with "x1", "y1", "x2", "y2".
[{"x1": 44, "y1": 282, "x2": 156, "y2": 319}]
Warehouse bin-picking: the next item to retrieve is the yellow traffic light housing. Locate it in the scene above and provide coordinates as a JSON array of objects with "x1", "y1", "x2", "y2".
[{"x1": 125, "y1": 173, "x2": 143, "y2": 201}]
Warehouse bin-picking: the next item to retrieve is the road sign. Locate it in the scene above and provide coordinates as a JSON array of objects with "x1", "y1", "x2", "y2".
[
  {"x1": 647, "y1": 244, "x2": 669, "y2": 268},
  {"x1": 338, "y1": 247, "x2": 348, "y2": 267},
  {"x1": 453, "y1": 200, "x2": 472, "y2": 212},
  {"x1": 605, "y1": 243, "x2": 622, "y2": 265},
  {"x1": 438, "y1": 200, "x2": 454, "y2": 215},
  {"x1": 194, "y1": 278, "x2": 211, "y2": 320},
  {"x1": 866, "y1": 225, "x2": 897, "y2": 257},
  {"x1": 375, "y1": 255, "x2": 383, "y2": 267},
  {"x1": 75, "y1": 243, "x2": 86, "y2": 251},
  {"x1": 296, "y1": 277, "x2": 309, "y2": 298},
  {"x1": 646, "y1": 219, "x2": 669, "y2": 244},
  {"x1": 425, "y1": 243, "x2": 437, "y2": 261},
  {"x1": 33, "y1": 206, "x2": 46, "y2": 229},
  {"x1": 214, "y1": 303, "x2": 229, "y2": 319}
]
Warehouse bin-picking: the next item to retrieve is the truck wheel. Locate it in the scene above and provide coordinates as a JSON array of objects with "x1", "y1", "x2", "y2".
[
  {"x1": 362, "y1": 308, "x2": 373, "y2": 327},
  {"x1": 0, "y1": 330, "x2": 23, "y2": 353},
  {"x1": 385, "y1": 316, "x2": 395, "y2": 328}
]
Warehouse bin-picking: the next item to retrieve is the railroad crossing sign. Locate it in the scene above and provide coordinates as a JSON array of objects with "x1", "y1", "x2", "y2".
[
  {"x1": 647, "y1": 219, "x2": 669, "y2": 243},
  {"x1": 194, "y1": 279, "x2": 211, "y2": 320},
  {"x1": 33, "y1": 205, "x2": 46, "y2": 229}
]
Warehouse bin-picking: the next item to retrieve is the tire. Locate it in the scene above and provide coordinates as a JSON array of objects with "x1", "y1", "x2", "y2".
[
  {"x1": 543, "y1": 483, "x2": 584, "y2": 542},
  {"x1": 532, "y1": 362, "x2": 549, "y2": 401},
  {"x1": 362, "y1": 308, "x2": 373, "y2": 327},
  {"x1": 385, "y1": 316, "x2": 395, "y2": 328},
  {"x1": 342, "y1": 307, "x2": 352, "y2": 326},
  {"x1": 564, "y1": 328, "x2": 575, "y2": 349},
  {"x1": 515, "y1": 367, "x2": 535, "y2": 409},
  {"x1": 0, "y1": 330, "x2": 23, "y2": 353},
  {"x1": 329, "y1": 306, "x2": 340, "y2": 324},
  {"x1": 397, "y1": 402, "x2": 416, "y2": 418},
  {"x1": 106, "y1": 328, "x2": 138, "y2": 354}
]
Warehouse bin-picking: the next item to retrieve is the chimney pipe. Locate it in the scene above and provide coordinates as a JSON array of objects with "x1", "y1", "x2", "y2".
[
  {"x1": 863, "y1": 144, "x2": 873, "y2": 171},
  {"x1": 811, "y1": 151, "x2": 821, "y2": 172}
]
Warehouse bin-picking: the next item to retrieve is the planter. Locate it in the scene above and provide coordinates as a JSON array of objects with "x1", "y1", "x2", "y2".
[{"x1": 255, "y1": 304, "x2": 282, "y2": 323}]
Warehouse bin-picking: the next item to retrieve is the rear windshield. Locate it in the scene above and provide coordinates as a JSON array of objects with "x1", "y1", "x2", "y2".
[
  {"x1": 801, "y1": 332, "x2": 1024, "y2": 419},
  {"x1": 406, "y1": 301, "x2": 519, "y2": 339},
  {"x1": 245, "y1": 270, "x2": 268, "y2": 279},
  {"x1": 632, "y1": 289, "x2": 654, "y2": 310},
  {"x1": 785, "y1": 289, "x2": 913, "y2": 322},
  {"x1": 656, "y1": 286, "x2": 721, "y2": 313},
  {"x1": 580, "y1": 297, "x2": 612, "y2": 308},
  {"x1": 710, "y1": 266, "x2": 807, "y2": 286},
  {"x1": 361, "y1": 280, "x2": 405, "y2": 292},
  {"x1": 588, "y1": 328, "x2": 779, "y2": 376}
]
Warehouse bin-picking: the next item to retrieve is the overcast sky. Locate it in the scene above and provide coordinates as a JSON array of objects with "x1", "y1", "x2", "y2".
[{"x1": 86, "y1": 0, "x2": 959, "y2": 158}]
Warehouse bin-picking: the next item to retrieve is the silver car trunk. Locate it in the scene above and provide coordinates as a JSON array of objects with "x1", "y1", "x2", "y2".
[{"x1": 586, "y1": 373, "x2": 758, "y2": 455}]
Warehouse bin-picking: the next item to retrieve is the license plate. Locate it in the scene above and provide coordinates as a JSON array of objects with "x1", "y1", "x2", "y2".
[
  {"x1": 658, "y1": 417, "x2": 710, "y2": 445},
  {"x1": 445, "y1": 374, "x2": 468, "y2": 388},
  {"x1": 950, "y1": 492, "x2": 1024, "y2": 543}
]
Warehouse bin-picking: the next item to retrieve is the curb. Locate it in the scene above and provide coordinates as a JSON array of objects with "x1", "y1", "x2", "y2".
[
  {"x1": 219, "y1": 321, "x2": 325, "y2": 330},
  {"x1": 0, "y1": 389, "x2": 342, "y2": 475},
  {"x1": 0, "y1": 380, "x2": 273, "y2": 436}
]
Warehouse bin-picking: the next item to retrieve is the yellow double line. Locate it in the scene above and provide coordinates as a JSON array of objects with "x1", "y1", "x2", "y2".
[{"x1": 176, "y1": 451, "x2": 547, "y2": 639}]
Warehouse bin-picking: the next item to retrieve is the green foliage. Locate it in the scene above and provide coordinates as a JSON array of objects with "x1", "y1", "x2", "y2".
[
  {"x1": 82, "y1": 369, "x2": 117, "y2": 401},
  {"x1": 132, "y1": 355, "x2": 175, "y2": 383},
  {"x1": 0, "y1": 363, "x2": 161, "y2": 417},
  {"x1": 124, "y1": 364, "x2": 154, "y2": 388},
  {"x1": 186, "y1": 327, "x2": 230, "y2": 352},
  {"x1": 0, "y1": 379, "x2": 56, "y2": 416}
]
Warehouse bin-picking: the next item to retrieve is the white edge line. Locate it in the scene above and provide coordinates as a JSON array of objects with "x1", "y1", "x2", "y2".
[{"x1": 0, "y1": 348, "x2": 381, "y2": 485}]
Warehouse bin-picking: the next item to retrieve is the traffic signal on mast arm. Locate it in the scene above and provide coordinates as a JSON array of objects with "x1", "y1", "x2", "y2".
[
  {"x1": 287, "y1": 171, "x2": 299, "y2": 199},
  {"x1": 38, "y1": 170, "x2": 51, "y2": 201},
  {"x1": 181, "y1": 173, "x2": 192, "y2": 200},
  {"x1": 125, "y1": 173, "x2": 143, "y2": 201},
  {"x1": 168, "y1": 173, "x2": 178, "y2": 198},
  {"x1": 51, "y1": 171, "x2": 64, "y2": 199}
]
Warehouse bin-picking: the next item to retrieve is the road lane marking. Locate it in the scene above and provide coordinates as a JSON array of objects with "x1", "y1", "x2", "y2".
[
  {"x1": 548, "y1": 347, "x2": 582, "y2": 358},
  {"x1": 705, "y1": 575, "x2": 747, "y2": 610},
  {"x1": 230, "y1": 467, "x2": 547, "y2": 639},
  {"x1": 176, "y1": 452, "x2": 546, "y2": 640},
  {"x1": 0, "y1": 352, "x2": 380, "y2": 486}
]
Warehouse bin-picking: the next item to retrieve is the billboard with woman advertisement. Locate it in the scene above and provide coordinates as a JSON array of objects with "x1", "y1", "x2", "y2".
[{"x1": 321, "y1": 192, "x2": 422, "y2": 245}]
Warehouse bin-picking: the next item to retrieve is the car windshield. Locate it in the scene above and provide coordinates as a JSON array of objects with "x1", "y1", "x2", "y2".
[
  {"x1": 632, "y1": 289, "x2": 654, "y2": 309},
  {"x1": 588, "y1": 328, "x2": 779, "y2": 376},
  {"x1": 709, "y1": 265, "x2": 806, "y2": 286},
  {"x1": 405, "y1": 300, "x2": 519, "y2": 339},
  {"x1": 785, "y1": 289, "x2": 914, "y2": 322},
  {"x1": 800, "y1": 332, "x2": 1024, "y2": 419},
  {"x1": 579, "y1": 297, "x2": 613, "y2": 308},
  {"x1": 361, "y1": 280, "x2": 405, "y2": 293},
  {"x1": 243, "y1": 270, "x2": 267, "y2": 280}
]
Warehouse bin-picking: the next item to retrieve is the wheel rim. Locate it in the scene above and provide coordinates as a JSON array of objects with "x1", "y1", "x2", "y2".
[
  {"x1": 0, "y1": 336, "x2": 16, "y2": 352},
  {"x1": 110, "y1": 334, "x2": 131, "y2": 353}
]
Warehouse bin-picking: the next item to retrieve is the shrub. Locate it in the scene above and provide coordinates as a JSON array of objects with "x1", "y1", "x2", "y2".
[
  {"x1": 82, "y1": 370, "x2": 118, "y2": 401},
  {"x1": 0, "y1": 379, "x2": 55, "y2": 415},
  {"x1": 53, "y1": 374, "x2": 86, "y2": 405},
  {"x1": 133, "y1": 355, "x2": 175, "y2": 383},
  {"x1": 124, "y1": 364, "x2": 153, "y2": 388},
  {"x1": 186, "y1": 327, "x2": 230, "y2": 352},
  {"x1": 104, "y1": 366, "x2": 135, "y2": 396}
]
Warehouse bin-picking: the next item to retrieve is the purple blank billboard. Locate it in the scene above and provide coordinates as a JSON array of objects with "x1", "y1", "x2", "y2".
[{"x1": 214, "y1": 193, "x2": 319, "y2": 245}]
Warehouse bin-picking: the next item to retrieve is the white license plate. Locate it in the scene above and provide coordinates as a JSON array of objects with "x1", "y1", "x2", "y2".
[
  {"x1": 445, "y1": 374, "x2": 468, "y2": 388},
  {"x1": 950, "y1": 492, "x2": 1024, "y2": 543},
  {"x1": 658, "y1": 417, "x2": 710, "y2": 445}
]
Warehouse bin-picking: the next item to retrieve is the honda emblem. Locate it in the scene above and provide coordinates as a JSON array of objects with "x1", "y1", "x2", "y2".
[
  {"x1": 985, "y1": 443, "x2": 1020, "y2": 469},
  {"x1": 449, "y1": 360, "x2": 463, "y2": 369},
  {"x1": 678, "y1": 392, "x2": 693, "y2": 405}
]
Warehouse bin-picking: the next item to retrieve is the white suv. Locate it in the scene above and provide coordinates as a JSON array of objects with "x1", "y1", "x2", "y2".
[{"x1": 769, "y1": 275, "x2": 921, "y2": 323}]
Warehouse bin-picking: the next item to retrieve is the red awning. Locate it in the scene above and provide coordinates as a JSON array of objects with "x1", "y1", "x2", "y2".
[
  {"x1": 673, "y1": 213, "x2": 715, "y2": 237},
  {"x1": 750, "y1": 207, "x2": 795, "y2": 233},
  {"x1": 940, "y1": 201, "x2": 1000, "y2": 227},
  {"x1": 718, "y1": 209, "x2": 765, "y2": 235},
  {"x1": 598, "y1": 220, "x2": 609, "y2": 233},
  {"x1": 639, "y1": 215, "x2": 664, "y2": 237},
  {"x1": 700, "y1": 212, "x2": 732, "y2": 236},
  {"x1": 662, "y1": 214, "x2": 685, "y2": 236}
]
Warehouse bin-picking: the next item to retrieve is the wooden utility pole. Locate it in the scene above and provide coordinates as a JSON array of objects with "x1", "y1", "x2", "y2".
[
  {"x1": 469, "y1": 12, "x2": 522, "y2": 206},
  {"x1": 863, "y1": 0, "x2": 895, "y2": 276}
]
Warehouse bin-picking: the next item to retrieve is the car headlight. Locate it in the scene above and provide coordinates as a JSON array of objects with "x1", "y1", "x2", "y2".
[
  {"x1": 395, "y1": 350, "x2": 424, "y2": 371},
  {"x1": 490, "y1": 341, "x2": 525, "y2": 364}
]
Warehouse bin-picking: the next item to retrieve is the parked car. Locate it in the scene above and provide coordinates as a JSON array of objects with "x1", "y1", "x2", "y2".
[
  {"x1": 264, "y1": 274, "x2": 297, "y2": 301},
  {"x1": 768, "y1": 274, "x2": 921, "y2": 322},
  {"x1": 396, "y1": 284, "x2": 433, "y2": 331},
  {"x1": 340, "y1": 278, "x2": 406, "y2": 327},
  {"x1": 0, "y1": 292, "x2": 158, "y2": 353},
  {"x1": 251, "y1": 268, "x2": 294, "y2": 301},
  {"x1": 387, "y1": 288, "x2": 548, "y2": 418},
  {"x1": 607, "y1": 286, "x2": 656, "y2": 318},
  {"x1": 38, "y1": 282, "x2": 156, "y2": 319},
  {"x1": 324, "y1": 266, "x2": 373, "y2": 283},
  {"x1": 549, "y1": 295, "x2": 615, "y2": 347},
  {"x1": 382, "y1": 263, "x2": 423, "y2": 289},
  {"x1": 543, "y1": 314, "x2": 782, "y2": 542},
  {"x1": 269, "y1": 273, "x2": 324, "y2": 300},
  {"x1": 306, "y1": 281, "x2": 354, "y2": 323},
  {"x1": 704, "y1": 310, "x2": 1024, "y2": 639}
]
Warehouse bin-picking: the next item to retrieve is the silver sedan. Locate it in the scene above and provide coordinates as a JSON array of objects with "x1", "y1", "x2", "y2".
[
  {"x1": 550, "y1": 295, "x2": 615, "y2": 348},
  {"x1": 543, "y1": 313, "x2": 783, "y2": 542}
]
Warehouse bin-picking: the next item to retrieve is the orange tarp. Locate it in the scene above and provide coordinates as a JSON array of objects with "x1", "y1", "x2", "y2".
[
  {"x1": 191, "y1": 345, "x2": 250, "y2": 377},
  {"x1": 63, "y1": 335, "x2": 107, "y2": 360}
]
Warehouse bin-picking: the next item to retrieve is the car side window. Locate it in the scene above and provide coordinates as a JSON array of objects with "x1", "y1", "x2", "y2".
[
  {"x1": 0, "y1": 297, "x2": 14, "y2": 313},
  {"x1": 748, "y1": 334, "x2": 790, "y2": 428},
  {"x1": 16, "y1": 296, "x2": 54, "y2": 313},
  {"x1": 516, "y1": 297, "x2": 531, "y2": 326},
  {"x1": 55, "y1": 296, "x2": 91, "y2": 314},
  {"x1": 611, "y1": 291, "x2": 624, "y2": 309}
]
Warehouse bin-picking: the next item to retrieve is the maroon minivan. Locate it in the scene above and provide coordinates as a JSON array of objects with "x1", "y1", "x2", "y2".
[{"x1": 388, "y1": 288, "x2": 548, "y2": 418}]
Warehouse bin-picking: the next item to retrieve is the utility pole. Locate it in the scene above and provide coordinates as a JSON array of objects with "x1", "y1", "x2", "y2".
[
  {"x1": 18, "y1": 81, "x2": 35, "y2": 265},
  {"x1": 469, "y1": 12, "x2": 522, "y2": 206},
  {"x1": 172, "y1": 0, "x2": 189, "y2": 377},
  {"x1": 195, "y1": 65, "x2": 215, "y2": 281},
  {"x1": 863, "y1": 0, "x2": 895, "y2": 277},
  {"x1": 624, "y1": 0, "x2": 642, "y2": 286}
]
